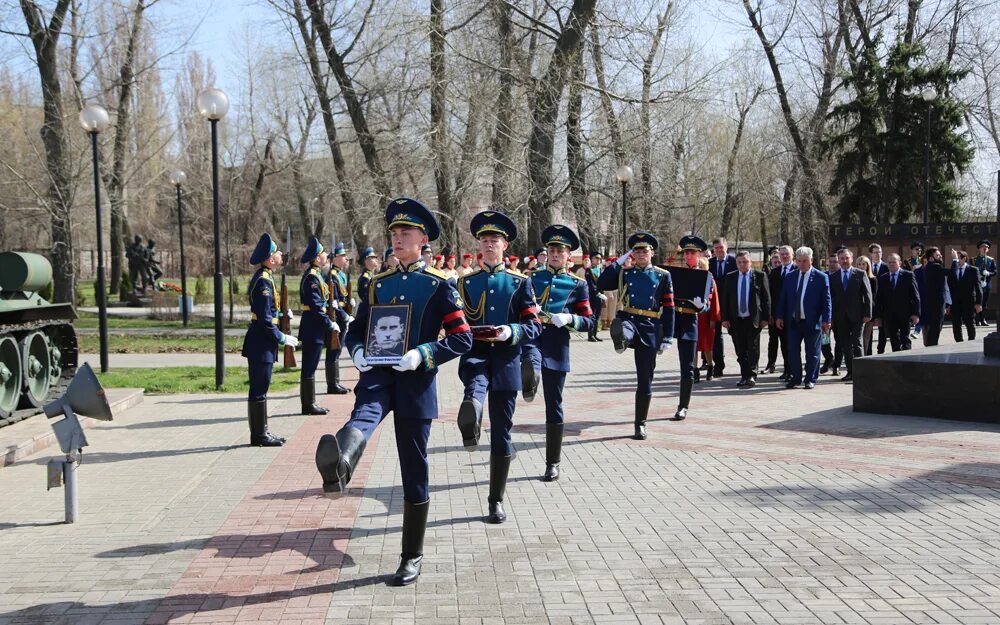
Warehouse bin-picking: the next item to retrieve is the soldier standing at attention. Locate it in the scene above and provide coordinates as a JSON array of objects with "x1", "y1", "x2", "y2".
[
  {"x1": 598, "y1": 232, "x2": 675, "y2": 440},
  {"x1": 315, "y1": 198, "x2": 472, "y2": 586},
  {"x1": 974, "y1": 240, "x2": 995, "y2": 326},
  {"x1": 673, "y1": 236, "x2": 711, "y2": 421},
  {"x1": 243, "y1": 233, "x2": 297, "y2": 446},
  {"x1": 325, "y1": 242, "x2": 352, "y2": 395},
  {"x1": 298, "y1": 236, "x2": 335, "y2": 415},
  {"x1": 586, "y1": 251, "x2": 607, "y2": 341},
  {"x1": 357, "y1": 246, "x2": 380, "y2": 294},
  {"x1": 456, "y1": 210, "x2": 541, "y2": 524},
  {"x1": 521, "y1": 225, "x2": 594, "y2": 481}
]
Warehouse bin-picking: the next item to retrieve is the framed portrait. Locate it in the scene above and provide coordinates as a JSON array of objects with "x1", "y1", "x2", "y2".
[{"x1": 365, "y1": 304, "x2": 411, "y2": 365}]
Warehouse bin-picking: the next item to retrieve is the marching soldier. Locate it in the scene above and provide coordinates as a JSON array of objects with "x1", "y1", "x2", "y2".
[
  {"x1": 456, "y1": 211, "x2": 542, "y2": 524},
  {"x1": 598, "y1": 233, "x2": 675, "y2": 440},
  {"x1": 521, "y1": 225, "x2": 594, "y2": 481},
  {"x1": 974, "y1": 240, "x2": 995, "y2": 326},
  {"x1": 357, "y1": 246, "x2": 380, "y2": 294},
  {"x1": 586, "y1": 251, "x2": 606, "y2": 342},
  {"x1": 673, "y1": 236, "x2": 711, "y2": 421},
  {"x1": 315, "y1": 198, "x2": 473, "y2": 586},
  {"x1": 298, "y1": 237, "x2": 334, "y2": 415},
  {"x1": 325, "y1": 242, "x2": 352, "y2": 395},
  {"x1": 242, "y1": 233, "x2": 296, "y2": 446}
]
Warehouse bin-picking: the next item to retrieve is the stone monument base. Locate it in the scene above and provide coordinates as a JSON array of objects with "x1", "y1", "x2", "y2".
[{"x1": 853, "y1": 339, "x2": 1000, "y2": 422}]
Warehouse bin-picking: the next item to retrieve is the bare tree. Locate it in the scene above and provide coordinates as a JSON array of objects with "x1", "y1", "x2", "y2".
[{"x1": 720, "y1": 85, "x2": 763, "y2": 237}]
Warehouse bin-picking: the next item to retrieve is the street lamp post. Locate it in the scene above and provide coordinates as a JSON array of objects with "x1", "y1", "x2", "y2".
[
  {"x1": 169, "y1": 170, "x2": 189, "y2": 327},
  {"x1": 197, "y1": 87, "x2": 230, "y2": 389},
  {"x1": 921, "y1": 88, "x2": 936, "y2": 224},
  {"x1": 615, "y1": 165, "x2": 633, "y2": 253},
  {"x1": 79, "y1": 104, "x2": 111, "y2": 373},
  {"x1": 988, "y1": 169, "x2": 1000, "y2": 358}
]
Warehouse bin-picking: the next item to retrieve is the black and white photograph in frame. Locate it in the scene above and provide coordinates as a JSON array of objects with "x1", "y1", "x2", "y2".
[{"x1": 365, "y1": 304, "x2": 411, "y2": 365}]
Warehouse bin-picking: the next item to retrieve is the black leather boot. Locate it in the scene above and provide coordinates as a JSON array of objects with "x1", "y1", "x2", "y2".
[
  {"x1": 326, "y1": 361, "x2": 350, "y2": 395},
  {"x1": 634, "y1": 393, "x2": 651, "y2": 440},
  {"x1": 610, "y1": 318, "x2": 627, "y2": 353},
  {"x1": 315, "y1": 426, "x2": 366, "y2": 494},
  {"x1": 249, "y1": 400, "x2": 284, "y2": 447},
  {"x1": 543, "y1": 423, "x2": 563, "y2": 481},
  {"x1": 300, "y1": 377, "x2": 329, "y2": 415},
  {"x1": 521, "y1": 359, "x2": 539, "y2": 402},
  {"x1": 486, "y1": 454, "x2": 512, "y2": 524},
  {"x1": 391, "y1": 500, "x2": 430, "y2": 586},
  {"x1": 673, "y1": 378, "x2": 692, "y2": 421},
  {"x1": 457, "y1": 397, "x2": 483, "y2": 450}
]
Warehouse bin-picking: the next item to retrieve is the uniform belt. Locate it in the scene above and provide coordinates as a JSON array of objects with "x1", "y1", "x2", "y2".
[
  {"x1": 301, "y1": 305, "x2": 327, "y2": 312},
  {"x1": 250, "y1": 313, "x2": 279, "y2": 325},
  {"x1": 623, "y1": 306, "x2": 659, "y2": 318},
  {"x1": 675, "y1": 306, "x2": 699, "y2": 315}
]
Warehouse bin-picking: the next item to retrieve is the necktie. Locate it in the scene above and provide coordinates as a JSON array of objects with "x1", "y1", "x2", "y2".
[
  {"x1": 892, "y1": 273, "x2": 897, "y2": 288},
  {"x1": 959, "y1": 267, "x2": 964, "y2": 281},
  {"x1": 740, "y1": 273, "x2": 749, "y2": 316},
  {"x1": 796, "y1": 272, "x2": 806, "y2": 319},
  {"x1": 842, "y1": 271, "x2": 848, "y2": 291}
]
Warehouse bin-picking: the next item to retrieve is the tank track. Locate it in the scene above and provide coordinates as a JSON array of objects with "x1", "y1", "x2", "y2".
[{"x1": 0, "y1": 319, "x2": 77, "y2": 429}]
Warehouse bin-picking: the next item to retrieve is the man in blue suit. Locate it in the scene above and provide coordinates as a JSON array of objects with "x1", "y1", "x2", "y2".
[{"x1": 776, "y1": 246, "x2": 832, "y2": 390}]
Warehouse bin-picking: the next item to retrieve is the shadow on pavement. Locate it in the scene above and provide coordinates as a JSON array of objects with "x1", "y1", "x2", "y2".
[
  {"x1": 27, "y1": 445, "x2": 243, "y2": 465},
  {"x1": 107, "y1": 416, "x2": 242, "y2": 430},
  {"x1": 762, "y1": 407, "x2": 1000, "y2": 439},
  {"x1": 719, "y1": 461, "x2": 1000, "y2": 514}
]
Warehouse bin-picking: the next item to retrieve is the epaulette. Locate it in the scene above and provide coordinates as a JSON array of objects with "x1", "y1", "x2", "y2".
[
  {"x1": 372, "y1": 267, "x2": 398, "y2": 281},
  {"x1": 424, "y1": 266, "x2": 449, "y2": 279},
  {"x1": 567, "y1": 272, "x2": 584, "y2": 282},
  {"x1": 461, "y1": 268, "x2": 483, "y2": 281},
  {"x1": 309, "y1": 267, "x2": 321, "y2": 276},
  {"x1": 507, "y1": 268, "x2": 527, "y2": 279},
  {"x1": 653, "y1": 266, "x2": 669, "y2": 275}
]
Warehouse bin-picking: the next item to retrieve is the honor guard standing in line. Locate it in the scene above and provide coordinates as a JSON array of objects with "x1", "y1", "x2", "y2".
[
  {"x1": 298, "y1": 237, "x2": 335, "y2": 415},
  {"x1": 243, "y1": 233, "x2": 297, "y2": 446},
  {"x1": 325, "y1": 243, "x2": 353, "y2": 395},
  {"x1": 521, "y1": 225, "x2": 595, "y2": 481},
  {"x1": 315, "y1": 198, "x2": 472, "y2": 586},
  {"x1": 673, "y1": 236, "x2": 711, "y2": 421},
  {"x1": 358, "y1": 246, "x2": 380, "y2": 294},
  {"x1": 456, "y1": 211, "x2": 542, "y2": 524},
  {"x1": 974, "y1": 240, "x2": 995, "y2": 326},
  {"x1": 598, "y1": 233, "x2": 675, "y2": 440},
  {"x1": 586, "y1": 252, "x2": 607, "y2": 342}
]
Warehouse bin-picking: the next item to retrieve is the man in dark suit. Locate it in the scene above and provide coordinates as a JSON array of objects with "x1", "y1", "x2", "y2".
[
  {"x1": 766, "y1": 245, "x2": 794, "y2": 377},
  {"x1": 948, "y1": 250, "x2": 983, "y2": 341},
  {"x1": 709, "y1": 237, "x2": 737, "y2": 377},
  {"x1": 874, "y1": 254, "x2": 921, "y2": 351},
  {"x1": 831, "y1": 248, "x2": 873, "y2": 383},
  {"x1": 868, "y1": 243, "x2": 891, "y2": 353},
  {"x1": 722, "y1": 251, "x2": 770, "y2": 387},
  {"x1": 919, "y1": 247, "x2": 950, "y2": 347},
  {"x1": 776, "y1": 247, "x2": 832, "y2": 389}
]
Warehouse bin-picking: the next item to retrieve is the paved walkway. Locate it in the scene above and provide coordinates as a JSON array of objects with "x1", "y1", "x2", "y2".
[{"x1": 3, "y1": 332, "x2": 1000, "y2": 625}]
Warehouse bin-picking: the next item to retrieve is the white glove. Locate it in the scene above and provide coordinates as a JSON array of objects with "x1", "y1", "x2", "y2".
[
  {"x1": 350, "y1": 298, "x2": 358, "y2": 310},
  {"x1": 550, "y1": 313, "x2": 574, "y2": 328},
  {"x1": 329, "y1": 323, "x2": 340, "y2": 334},
  {"x1": 392, "y1": 349, "x2": 423, "y2": 372},
  {"x1": 616, "y1": 250, "x2": 633, "y2": 266},
  {"x1": 282, "y1": 334, "x2": 299, "y2": 348},
  {"x1": 495, "y1": 325, "x2": 513, "y2": 341},
  {"x1": 344, "y1": 314, "x2": 355, "y2": 326},
  {"x1": 598, "y1": 293, "x2": 608, "y2": 302},
  {"x1": 285, "y1": 310, "x2": 295, "y2": 320},
  {"x1": 692, "y1": 296, "x2": 705, "y2": 310},
  {"x1": 658, "y1": 339, "x2": 673, "y2": 354},
  {"x1": 352, "y1": 350, "x2": 372, "y2": 372}
]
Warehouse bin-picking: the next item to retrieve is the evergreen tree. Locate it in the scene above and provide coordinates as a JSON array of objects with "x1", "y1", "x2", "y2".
[{"x1": 826, "y1": 36, "x2": 974, "y2": 223}]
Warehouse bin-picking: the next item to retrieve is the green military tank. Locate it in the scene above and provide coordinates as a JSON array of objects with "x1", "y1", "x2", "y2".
[{"x1": 0, "y1": 252, "x2": 78, "y2": 426}]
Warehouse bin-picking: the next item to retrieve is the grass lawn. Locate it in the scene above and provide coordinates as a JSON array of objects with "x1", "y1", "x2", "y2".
[
  {"x1": 75, "y1": 312, "x2": 244, "y2": 330},
  {"x1": 97, "y1": 366, "x2": 299, "y2": 394},
  {"x1": 76, "y1": 333, "x2": 244, "y2": 354}
]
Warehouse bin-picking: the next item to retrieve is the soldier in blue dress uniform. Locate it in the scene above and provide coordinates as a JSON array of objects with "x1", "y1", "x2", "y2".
[
  {"x1": 586, "y1": 251, "x2": 606, "y2": 342},
  {"x1": 357, "y1": 246, "x2": 380, "y2": 294},
  {"x1": 597, "y1": 232, "x2": 675, "y2": 440},
  {"x1": 974, "y1": 240, "x2": 996, "y2": 326},
  {"x1": 521, "y1": 225, "x2": 595, "y2": 481},
  {"x1": 456, "y1": 210, "x2": 542, "y2": 524},
  {"x1": 673, "y1": 236, "x2": 711, "y2": 421},
  {"x1": 242, "y1": 233, "x2": 298, "y2": 446},
  {"x1": 314, "y1": 198, "x2": 472, "y2": 586},
  {"x1": 324, "y1": 242, "x2": 352, "y2": 395},
  {"x1": 298, "y1": 236, "x2": 335, "y2": 415}
]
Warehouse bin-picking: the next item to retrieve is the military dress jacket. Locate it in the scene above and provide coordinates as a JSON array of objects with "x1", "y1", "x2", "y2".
[
  {"x1": 328, "y1": 267, "x2": 351, "y2": 325},
  {"x1": 357, "y1": 269, "x2": 376, "y2": 296},
  {"x1": 527, "y1": 267, "x2": 594, "y2": 372},
  {"x1": 598, "y1": 263, "x2": 676, "y2": 349},
  {"x1": 974, "y1": 255, "x2": 996, "y2": 288},
  {"x1": 458, "y1": 264, "x2": 542, "y2": 390},
  {"x1": 344, "y1": 260, "x2": 473, "y2": 419},
  {"x1": 242, "y1": 267, "x2": 286, "y2": 363},
  {"x1": 299, "y1": 266, "x2": 335, "y2": 345}
]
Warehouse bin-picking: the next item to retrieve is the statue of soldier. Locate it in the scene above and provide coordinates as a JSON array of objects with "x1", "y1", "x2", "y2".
[
  {"x1": 146, "y1": 239, "x2": 163, "y2": 289},
  {"x1": 126, "y1": 234, "x2": 147, "y2": 294}
]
